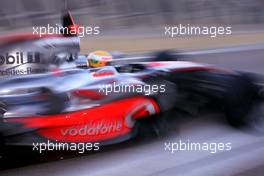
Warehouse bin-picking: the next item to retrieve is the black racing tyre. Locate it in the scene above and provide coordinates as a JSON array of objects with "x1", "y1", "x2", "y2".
[
  {"x1": 154, "y1": 50, "x2": 183, "y2": 61},
  {"x1": 137, "y1": 75, "x2": 178, "y2": 139},
  {"x1": 137, "y1": 113, "x2": 172, "y2": 140},
  {"x1": 246, "y1": 101, "x2": 264, "y2": 133},
  {"x1": 224, "y1": 75, "x2": 258, "y2": 126},
  {"x1": 143, "y1": 70, "x2": 179, "y2": 110}
]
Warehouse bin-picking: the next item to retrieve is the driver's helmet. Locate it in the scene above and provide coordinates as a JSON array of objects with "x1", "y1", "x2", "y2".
[{"x1": 87, "y1": 50, "x2": 113, "y2": 68}]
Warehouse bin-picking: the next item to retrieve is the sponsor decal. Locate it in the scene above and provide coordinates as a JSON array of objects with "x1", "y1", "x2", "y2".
[
  {"x1": 0, "y1": 51, "x2": 47, "y2": 76},
  {"x1": 61, "y1": 120, "x2": 123, "y2": 136}
]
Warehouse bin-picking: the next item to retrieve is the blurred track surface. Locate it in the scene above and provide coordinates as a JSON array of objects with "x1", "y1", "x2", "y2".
[{"x1": 1, "y1": 44, "x2": 264, "y2": 176}]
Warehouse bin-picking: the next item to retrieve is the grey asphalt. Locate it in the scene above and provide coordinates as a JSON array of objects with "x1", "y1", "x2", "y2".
[{"x1": 1, "y1": 44, "x2": 264, "y2": 176}]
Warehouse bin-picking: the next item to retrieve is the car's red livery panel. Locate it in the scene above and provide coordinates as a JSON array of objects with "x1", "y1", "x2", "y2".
[{"x1": 6, "y1": 97, "x2": 159, "y2": 143}]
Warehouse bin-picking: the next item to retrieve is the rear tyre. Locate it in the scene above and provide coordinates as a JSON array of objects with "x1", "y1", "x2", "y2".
[
  {"x1": 154, "y1": 50, "x2": 183, "y2": 61},
  {"x1": 224, "y1": 75, "x2": 257, "y2": 126}
]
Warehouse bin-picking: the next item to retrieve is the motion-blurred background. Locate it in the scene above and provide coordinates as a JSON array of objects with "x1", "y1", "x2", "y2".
[
  {"x1": 0, "y1": 0, "x2": 264, "y2": 52},
  {"x1": 0, "y1": 0, "x2": 264, "y2": 31}
]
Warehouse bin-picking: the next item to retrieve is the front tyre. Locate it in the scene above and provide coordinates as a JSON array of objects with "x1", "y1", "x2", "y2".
[{"x1": 0, "y1": 102, "x2": 7, "y2": 160}]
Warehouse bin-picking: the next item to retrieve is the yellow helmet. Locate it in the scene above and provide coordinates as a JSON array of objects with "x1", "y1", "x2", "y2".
[{"x1": 87, "y1": 50, "x2": 113, "y2": 68}]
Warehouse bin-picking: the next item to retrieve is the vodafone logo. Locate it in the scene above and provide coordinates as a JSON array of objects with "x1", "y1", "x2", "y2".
[{"x1": 61, "y1": 121, "x2": 122, "y2": 137}]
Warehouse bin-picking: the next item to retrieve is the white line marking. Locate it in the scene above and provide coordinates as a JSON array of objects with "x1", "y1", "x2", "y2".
[
  {"x1": 112, "y1": 43, "x2": 264, "y2": 61},
  {"x1": 184, "y1": 43, "x2": 264, "y2": 55}
]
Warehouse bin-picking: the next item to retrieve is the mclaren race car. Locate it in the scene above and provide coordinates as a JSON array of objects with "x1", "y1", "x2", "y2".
[
  {"x1": 0, "y1": 11, "x2": 264, "y2": 154},
  {"x1": 1, "y1": 53, "x2": 264, "y2": 151}
]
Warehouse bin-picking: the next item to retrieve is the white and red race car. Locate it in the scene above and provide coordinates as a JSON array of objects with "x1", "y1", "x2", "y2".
[
  {"x1": 1, "y1": 52, "x2": 264, "y2": 149},
  {"x1": 0, "y1": 11, "x2": 264, "y2": 153}
]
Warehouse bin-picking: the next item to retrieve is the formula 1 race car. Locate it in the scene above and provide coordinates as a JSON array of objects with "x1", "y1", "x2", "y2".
[
  {"x1": 1, "y1": 52, "x2": 264, "y2": 152},
  {"x1": 1, "y1": 10, "x2": 264, "y2": 154}
]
